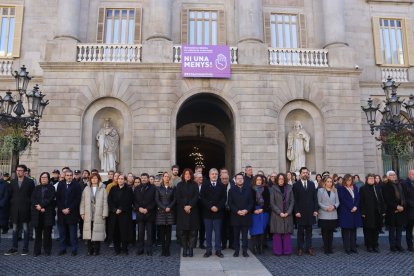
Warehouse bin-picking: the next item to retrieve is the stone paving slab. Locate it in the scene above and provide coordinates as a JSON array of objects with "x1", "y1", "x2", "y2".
[{"x1": 180, "y1": 247, "x2": 272, "y2": 276}]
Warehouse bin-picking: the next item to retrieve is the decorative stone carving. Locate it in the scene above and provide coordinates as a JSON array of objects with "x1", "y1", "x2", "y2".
[
  {"x1": 96, "y1": 118, "x2": 120, "y2": 172},
  {"x1": 287, "y1": 120, "x2": 310, "y2": 172}
]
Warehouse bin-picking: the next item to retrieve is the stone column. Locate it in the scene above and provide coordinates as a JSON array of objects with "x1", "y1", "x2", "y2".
[
  {"x1": 236, "y1": 0, "x2": 267, "y2": 65},
  {"x1": 322, "y1": 0, "x2": 354, "y2": 68},
  {"x1": 44, "y1": 0, "x2": 82, "y2": 62},
  {"x1": 142, "y1": 0, "x2": 173, "y2": 63}
]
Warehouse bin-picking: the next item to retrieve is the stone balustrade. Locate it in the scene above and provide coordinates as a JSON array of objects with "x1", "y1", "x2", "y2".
[
  {"x1": 381, "y1": 67, "x2": 409, "y2": 82},
  {"x1": 173, "y1": 45, "x2": 238, "y2": 64},
  {"x1": 77, "y1": 44, "x2": 142, "y2": 62},
  {"x1": 269, "y1": 48, "x2": 329, "y2": 67},
  {"x1": 0, "y1": 59, "x2": 13, "y2": 75}
]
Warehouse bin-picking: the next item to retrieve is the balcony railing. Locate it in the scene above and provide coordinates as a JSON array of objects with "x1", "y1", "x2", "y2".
[
  {"x1": 173, "y1": 45, "x2": 238, "y2": 64},
  {"x1": 381, "y1": 67, "x2": 409, "y2": 82},
  {"x1": 269, "y1": 48, "x2": 329, "y2": 67},
  {"x1": 0, "y1": 59, "x2": 13, "y2": 75},
  {"x1": 77, "y1": 44, "x2": 142, "y2": 62}
]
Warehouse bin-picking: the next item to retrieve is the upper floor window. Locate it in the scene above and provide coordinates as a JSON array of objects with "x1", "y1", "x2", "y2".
[
  {"x1": 105, "y1": 9, "x2": 135, "y2": 44},
  {"x1": 181, "y1": 9, "x2": 226, "y2": 45},
  {"x1": 270, "y1": 14, "x2": 298, "y2": 48},
  {"x1": 96, "y1": 7, "x2": 142, "y2": 44},
  {"x1": 0, "y1": 6, "x2": 23, "y2": 58},
  {"x1": 188, "y1": 10, "x2": 217, "y2": 45},
  {"x1": 379, "y1": 19, "x2": 405, "y2": 65},
  {"x1": 373, "y1": 17, "x2": 414, "y2": 67}
]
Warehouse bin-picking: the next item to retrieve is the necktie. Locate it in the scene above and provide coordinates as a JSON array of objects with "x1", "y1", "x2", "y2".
[
  {"x1": 212, "y1": 182, "x2": 216, "y2": 187},
  {"x1": 373, "y1": 186, "x2": 379, "y2": 203},
  {"x1": 303, "y1": 181, "x2": 307, "y2": 190}
]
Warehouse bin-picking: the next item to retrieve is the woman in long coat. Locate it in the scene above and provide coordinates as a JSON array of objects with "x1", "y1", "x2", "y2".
[
  {"x1": 250, "y1": 174, "x2": 270, "y2": 254},
  {"x1": 31, "y1": 172, "x2": 55, "y2": 256},
  {"x1": 338, "y1": 174, "x2": 362, "y2": 254},
  {"x1": 80, "y1": 172, "x2": 108, "y2": 255},
  {"x1": 0, "y1": 175, "x2": 10, "y2": 239},
  {"x1": 175, "y1": 168, "x2": 199, "y2": 257},
  {"x1": 269, "y1": 173, "x2": 294, "y2": 256},
  {"x1": 155, "y1": 172, "x2": 176, "y2": 256},
  {"x1": 108, "y1": 174, "x2": 133, "y2": 255}
]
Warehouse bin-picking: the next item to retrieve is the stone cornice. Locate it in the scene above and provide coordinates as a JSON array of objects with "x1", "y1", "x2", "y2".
[
  {"x1": 366, "y1": 0, "x2": 413, "y2": 4},
  {"x1": 39, "y1": 62, "x2": 362, "y2": 77}
]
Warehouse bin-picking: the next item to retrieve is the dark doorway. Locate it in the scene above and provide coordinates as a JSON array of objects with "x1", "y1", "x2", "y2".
[{"x1": 176, "y1": 93, "x2": 234, "y2": 174}]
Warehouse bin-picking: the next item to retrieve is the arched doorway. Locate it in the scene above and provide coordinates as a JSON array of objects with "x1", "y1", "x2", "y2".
[{"x1": 176, "y1": 93, "x2": 235, "y2": 174}]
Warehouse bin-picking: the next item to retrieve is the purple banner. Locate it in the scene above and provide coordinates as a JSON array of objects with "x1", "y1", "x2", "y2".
[{"x1": 182, "y1": 45, "x2": 231, "y2": 79}]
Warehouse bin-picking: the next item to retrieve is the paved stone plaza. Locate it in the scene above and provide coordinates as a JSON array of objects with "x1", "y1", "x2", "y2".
[{"x1": 2, "y1": 231, "x2": 414, "y2": 275}]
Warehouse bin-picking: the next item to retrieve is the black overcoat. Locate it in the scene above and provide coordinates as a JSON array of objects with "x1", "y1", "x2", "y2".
[
  {"x1": 228, "y1": 185, "x2": 254, "y2": 226},
  {"x1": 383, "y1": 182, "x2": 407, "y2": 227},
  {"x1": 0, "y1": 179, "x2": 9, "y2": 226},
  {"x1": 56, "y1": 180, "x2": 82, "y2": 225},
  {"x1": 31, "y1": 184, "x2": 56, "y2": 227},
  {"x1": 10, "y1": 177, "x2": 35, "y2": 224},
  {"x1": 199, "y1": 181, "x2": 227, "y2": 220},
  {"x1": 176, "y1": 181, "x2": 199, "y2": 231},
  {"x1": 403, "y1": 178, "x2": 414, "y2": 220},
  {"x1": 133, "y1": 183, "x2": 156, "y2": 222},
  {"x1": 359, "y1": 184, "x2": 385, "y2": 229},
  {"x1": 108, "y1": 185, "x2": 133, "y2": 241},
  {"x1": 292, "y1": 180, "x2": 318, "y2": 226}
]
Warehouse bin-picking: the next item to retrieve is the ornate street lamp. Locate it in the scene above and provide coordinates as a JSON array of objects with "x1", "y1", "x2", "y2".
[
  {"x1": 361, "y1": 76, "x2": 414, "y2": 177},
  {"x1": 0, "y1": 65, "x2": 49, "y2": 175}
]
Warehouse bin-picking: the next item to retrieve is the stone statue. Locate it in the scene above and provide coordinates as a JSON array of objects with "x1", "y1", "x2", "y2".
[
  {"x1": 96, "y1": 118, "x2": 120, "y2": 172},
  {"x1": 287, "y1": 120, "x2": 310, "y2": 172}
]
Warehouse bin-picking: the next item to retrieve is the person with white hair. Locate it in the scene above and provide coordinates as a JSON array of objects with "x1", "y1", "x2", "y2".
[{"x1": 383, "y1": 170, "x2": 406, "y2": 252}]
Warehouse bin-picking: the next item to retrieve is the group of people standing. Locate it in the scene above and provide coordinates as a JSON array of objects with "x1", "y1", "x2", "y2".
[{"x1": 0, "y1": 164, "x2": 414, "y2": 258}]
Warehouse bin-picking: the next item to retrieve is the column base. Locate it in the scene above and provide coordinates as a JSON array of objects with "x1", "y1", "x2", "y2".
[
  {"x1": 237, "y1": 41, "x2": 268, "y2": 65},
  {"x1": 141, "y1": 39, "x2": 173, "y2": 63},
  {"x1": 44, "y1": 38, "x2": 78, "y2": 62}
]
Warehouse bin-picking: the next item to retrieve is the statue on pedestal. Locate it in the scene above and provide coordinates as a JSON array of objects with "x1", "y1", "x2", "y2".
[
  {"x1": 287, "y1": 120, "x2": 310, "y2": 172},
  {"x1": 96, "y1": 118, "x2": 119, "y2": 172}
]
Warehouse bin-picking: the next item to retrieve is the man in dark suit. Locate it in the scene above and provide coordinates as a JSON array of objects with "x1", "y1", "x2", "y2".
[
  {"x1": 228, "y1": 173, "x2": 253, "y2": 257},
  {"x1": 200, "y1": 168, "x2": 226, "y2": 258},
  {"x1": 4, "y1": 165, "x2": 35, "y2": 256},
  {"x1": 292, "y1": 166, "x2": 318, "y2": 256},
  {"x1": 134, "y1": 173, "x2": 156, "y2": 256},
  {"x1": 56, "y1": 169, "x2": 82, "y2": 256},
  {"x1": 403, "y1": 169, "x2": 414, "y2": 251}
]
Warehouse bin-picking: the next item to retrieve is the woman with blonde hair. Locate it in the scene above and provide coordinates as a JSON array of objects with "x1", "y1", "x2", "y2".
[
  {"x1": 80, "y1": 172, "x2": 108, "y2": 256},
  {"x1": 317, "y1": 176, "x2": 339, "y2": 254},
  {"x1": 155, "y1": 172, "x2": 176, "y2": 256}
]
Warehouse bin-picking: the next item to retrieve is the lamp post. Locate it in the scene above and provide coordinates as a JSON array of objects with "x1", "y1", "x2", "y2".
[
  {"x1": 361, "y1": 76, "x2": 414, "y2": 177},
  {"x1": 0, "y1": 65, "x2": 49, "y2": 175}
]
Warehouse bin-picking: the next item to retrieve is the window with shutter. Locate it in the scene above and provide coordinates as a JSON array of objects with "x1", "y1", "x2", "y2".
[
  {"x1": 182, "y1": 9, "x2": 226, "y2": 45},
  {"x1": 96, "y1": 8, "x2": 141, "y2": 44},
  {"x1": 373, "y1": 16, "x2": 413, "y2": 66},
  {"x1": 0, "y1": 6, "x2": 23, "y2": 58}
]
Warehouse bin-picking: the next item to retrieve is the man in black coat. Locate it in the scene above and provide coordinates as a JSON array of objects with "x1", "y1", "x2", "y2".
[
  {"x1": 134, "y1": 173, "x2": 156, "y2": 256},
  {"x1": 403, "y1": 169, "x2": 414, "y2": 251},
  {"x1": 195, "y1": 172, "x2": 205, "y2": 249},
  {"x1": 228, "y1": 173, "x2": 253, "y2": 257},
  {"x1": 4, "y1": 165, "x2": 35, "y2": 256},
  {"x1": 360, "y1": 173, "x2": 386, "y2": 252},
  {"x1": 56, "y1": 169, "x2": 82, "y2": 256},
  {"x1": 200, "y1": 168, "x2": 226, "y2": 258},
  {"x1": 292, "y1": 167, "x2": 318, "y2": 256}
]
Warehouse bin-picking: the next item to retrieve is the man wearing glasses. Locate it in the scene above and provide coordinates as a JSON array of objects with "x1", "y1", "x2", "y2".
[
  {"x1": 4, "y1": 165, "x2": 35, "y2": 256},
  {"x1": 56, "y1": 169, "x2": 82, "y2": 256}
]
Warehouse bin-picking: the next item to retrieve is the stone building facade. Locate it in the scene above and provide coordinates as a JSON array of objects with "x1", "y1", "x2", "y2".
[{"x1": 0, "y1": 0, "x2": 413, "y2": 177}]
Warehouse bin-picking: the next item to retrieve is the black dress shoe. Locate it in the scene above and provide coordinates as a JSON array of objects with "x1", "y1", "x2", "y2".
[
  {"x1": 182, "y1": 248, "x2": 188, "y2": 257},
  {"x1": 203, "y1": 251, "x2": 212, "y2": 257},
  {"x1": 188, "y1": 248, "x2": 193, "y2": 257},
  {"x1": 71, "y1": 251, "x2": 77, "y2": 256},
  {"x1": 33, "y1": 253, "x2": 40, "y2": 257},
  {"x1": 345, "y1": 250, "x2": 351, "y2": 255},
  {"x1": 44, "y1": 252, "x2": 51, "y2": 256},
  {"x1": 350, "y1": 249, "x2": 358, "y2": 254},
  {"x1": 390, "y1": 247, "x2": 397, "y2": 252},
  {"x1": 407, "y1": 247, "x2": 414, "y2": 252},
  {"x1": 137, "y1": 250, "x2": 144, "y2": 255},
  {"x1": 242, "y1": 251, "x2": 249, "y2": 257},
  {"x1": 373, "y1": 247, "x2": 379, "y2": 253},
  {"x1": 396, "y1": 246, "x2": 405, "y2": 252},
  {"x1": 58, "y1": 250, "x2": 66, "y2": 256},
  {"x1": 147, "y1": 251, "x2": 153, "y2": 256},
  {"x1": 366, "y1": 247, "x2": 373, "y2": 253},
  {"x1": 199, "y1": 244, "x2": 206, "y2": 249},
  {"x1": 215, "y1": 251, "x2": 224, "y2": 258},
  {"x1": 233, "y1": 251, "x2": 239, "y2": 257}
]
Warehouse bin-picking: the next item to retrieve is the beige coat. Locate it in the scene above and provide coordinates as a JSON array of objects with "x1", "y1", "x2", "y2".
[{"x1": 80, "y1": 182, "x2": 108, "y2": 241}]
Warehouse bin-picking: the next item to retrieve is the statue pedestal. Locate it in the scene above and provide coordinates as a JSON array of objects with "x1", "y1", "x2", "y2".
[{"x1": 99, "y1": 172, "x2": 109, "y2": 182}]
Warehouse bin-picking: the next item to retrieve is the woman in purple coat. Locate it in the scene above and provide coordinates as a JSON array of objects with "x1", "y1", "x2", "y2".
[{"x1": 337, "y1": 174, "x2": 362, "y2": 254}]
